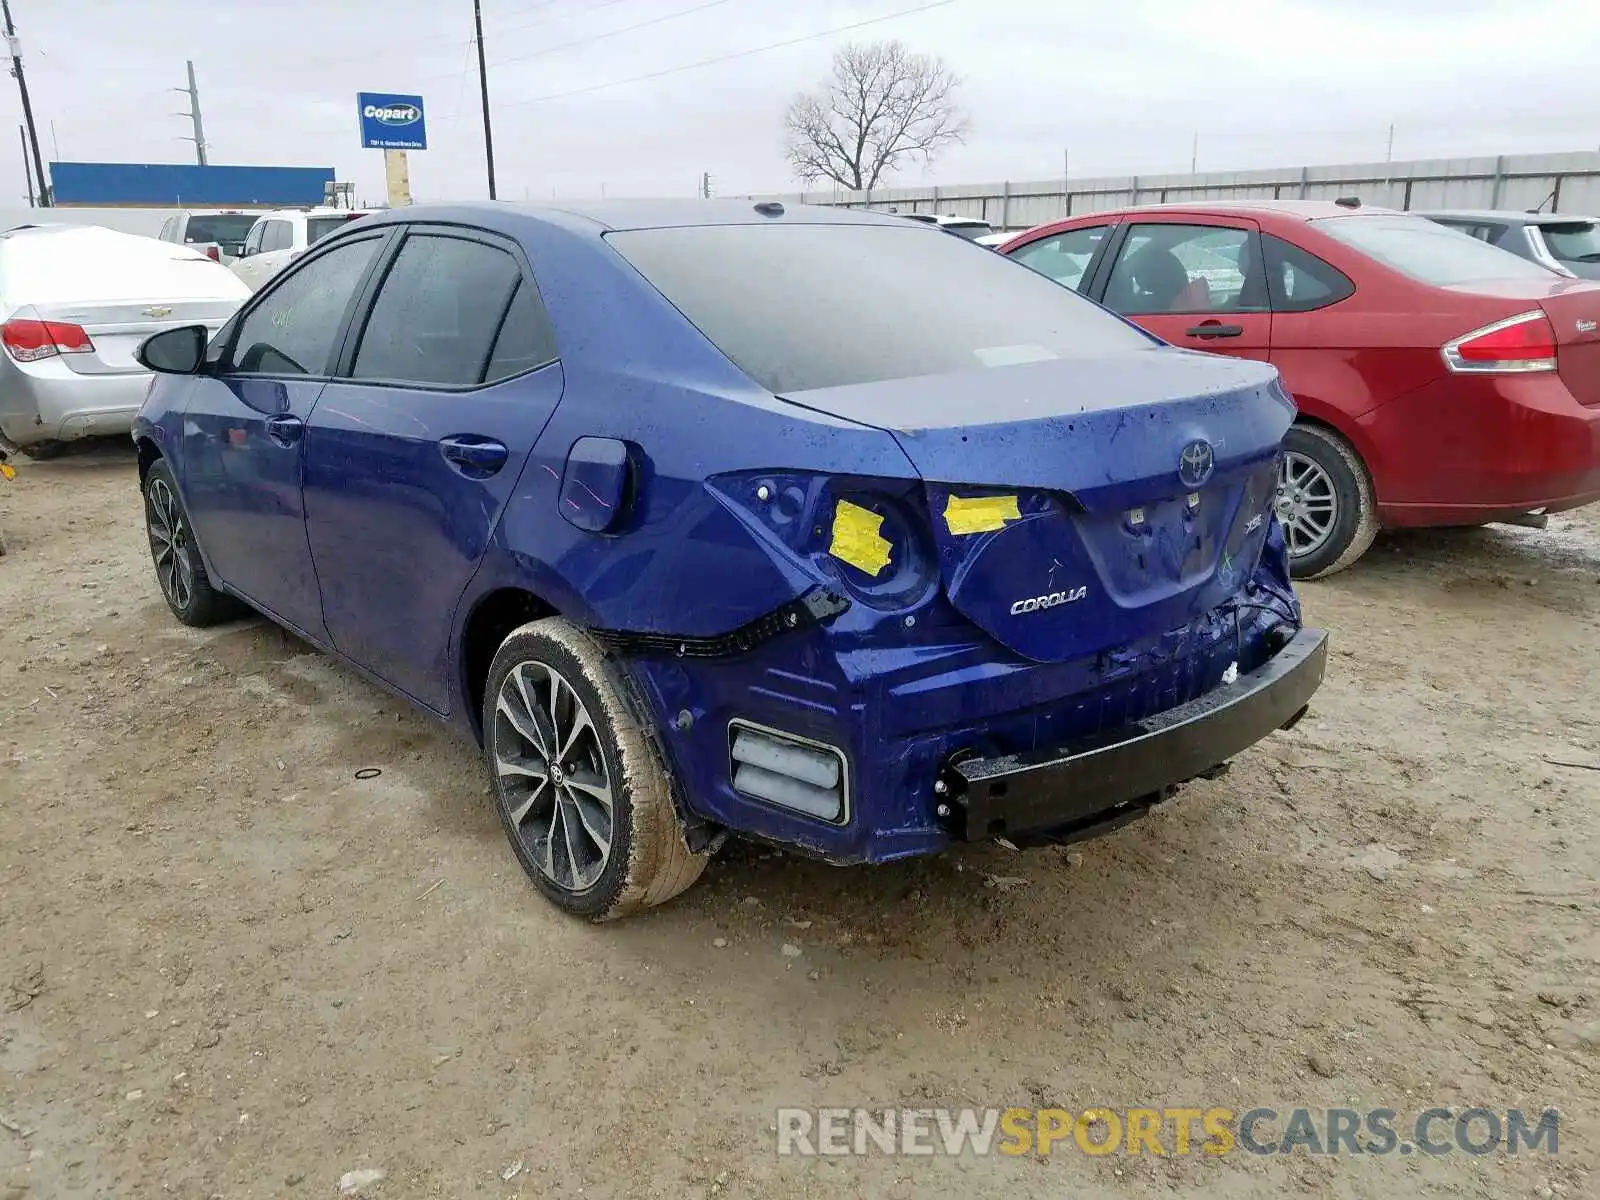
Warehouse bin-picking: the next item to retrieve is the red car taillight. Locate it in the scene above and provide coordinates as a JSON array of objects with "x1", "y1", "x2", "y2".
[
  {"x1": 1, "y1": 317, "x2": 94, "y2": 362},
  {"x1": 205, "y1": 246, "x2": 221, "y2": 261},
  {"x1": 1442, "y1": 310, "x2": 1557, "y2": 374}
]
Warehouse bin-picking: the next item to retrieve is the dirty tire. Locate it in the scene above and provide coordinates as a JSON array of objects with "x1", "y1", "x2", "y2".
[
  {"x1": 142, "y1": 458, "x2": 242, "y2": 627},
  {"x1": 482, "y1": 618, "x2": 706, "y2": 920},
  {"x1": 1283, "y1": 423, "x2": 1377, "y2": 579}
]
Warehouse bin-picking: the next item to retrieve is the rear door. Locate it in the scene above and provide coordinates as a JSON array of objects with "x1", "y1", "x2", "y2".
[
  {"x1": 302, "y1": 224, "x2": 563, "y2": 711},
  {"x1": 1092, "y1": 218, "x2": 1272, "y2": 360},
  {"x1": 179, "y1": 230, "x2": 390, "y2": 636}
]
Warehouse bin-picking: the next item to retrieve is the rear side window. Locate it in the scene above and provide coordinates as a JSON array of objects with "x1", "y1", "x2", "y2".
[
  {"x1": 483, "y1": 281, "x2": 559, "y2": 381},
  {"x1": 351, "y1": 234, "x2": 524, "y2": 387},
  {"x1": 1262, "y1": 234, "x2": 1354, "y2": 312},
  {"x1": 1316, "y1": 215, "x2": 1553, "y2": 285},
  {"x1": 606, "y1": 223, "x2": 1153, "y2": 395},
  {"x1": 264, "y1": 221, "x2": 294, "y2": 253},
  {"x1": 307, "y1": 215, "x2": 365, "y2": 245}
]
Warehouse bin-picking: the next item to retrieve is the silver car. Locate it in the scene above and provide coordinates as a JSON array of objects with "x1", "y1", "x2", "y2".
[
  {"x1": 0, "y1": 224, "x2": 250, "y2": 457},
  {"x1": 1419, "y1": 209, "x2": 1600, "y2": 280}
]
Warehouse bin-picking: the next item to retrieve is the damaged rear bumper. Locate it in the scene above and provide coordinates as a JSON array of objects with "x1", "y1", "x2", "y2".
[{"x1": 936, "y1": 627, "x2": 1329, "y2": 842}]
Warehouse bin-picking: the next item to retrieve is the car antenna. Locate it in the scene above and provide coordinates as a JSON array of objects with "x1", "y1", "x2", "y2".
[
  {"x1": 1334, "y1": 195, "x2": 1361, "y2": 209},
  {"x1": 753, "y1": 201, "x2": 784, "y2": 217}
]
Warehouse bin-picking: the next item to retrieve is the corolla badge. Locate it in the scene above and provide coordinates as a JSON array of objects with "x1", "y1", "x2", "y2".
[
  {"x1": 1178, "y1": 439, "x2": 1215, "y2": 488},
  {"x1": 1010, "y1": 586, "x2": 1087, "y2": 616},
  {"x1": 364, "y1": 102, "x2": 421, "y2": 126}
]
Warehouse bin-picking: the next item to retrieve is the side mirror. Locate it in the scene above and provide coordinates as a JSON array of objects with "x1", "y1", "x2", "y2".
[{"x1": 137, "y1": 325, "x2": 208, "y2": 375}]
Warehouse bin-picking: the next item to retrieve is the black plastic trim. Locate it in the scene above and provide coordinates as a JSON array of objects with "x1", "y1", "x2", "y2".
[
  {"x1": 589, "y1": 586, "x2": 850, "y2": 659},
  {"x1": 939, "y1": 627, "x2": 1329, "y2": 841}
]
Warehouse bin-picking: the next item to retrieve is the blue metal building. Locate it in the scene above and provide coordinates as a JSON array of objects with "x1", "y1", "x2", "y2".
[{"x1": 48, "y1": 162, "x2": 337, "y2": 208}]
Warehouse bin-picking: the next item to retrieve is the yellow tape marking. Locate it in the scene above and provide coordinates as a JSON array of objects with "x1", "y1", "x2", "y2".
[
  {"x1": 829, "y1": 499, "x2": 893, "y2": 577},
  {"x1": 944, "y1": 493, "x2": 1022, "y2": 535}
]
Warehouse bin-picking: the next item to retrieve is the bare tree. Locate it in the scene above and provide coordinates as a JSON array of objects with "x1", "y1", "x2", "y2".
[{"x1": 783, "y1": 41, "x2": 968, "y2": 192}]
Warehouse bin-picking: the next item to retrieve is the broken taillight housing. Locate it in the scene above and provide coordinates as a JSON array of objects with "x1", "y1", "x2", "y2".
[
  {"x1": 1442, "y1": 310, "x2": 1557, "y2": 374},
  {"x1": 709, "y1": 472, "x2": 938, "y2": 611}
]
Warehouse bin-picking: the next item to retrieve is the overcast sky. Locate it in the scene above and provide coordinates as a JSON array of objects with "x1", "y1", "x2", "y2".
[{"x1": 6, "y1": 0, "x2": 1598, "y2": 206}]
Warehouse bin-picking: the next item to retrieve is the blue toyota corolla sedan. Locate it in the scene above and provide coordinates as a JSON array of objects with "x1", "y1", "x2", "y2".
[{"x1": 131, "y1": 199, "x2": 1327, "y2": 919}]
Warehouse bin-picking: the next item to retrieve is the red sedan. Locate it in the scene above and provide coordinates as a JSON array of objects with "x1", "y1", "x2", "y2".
[{"x1": 999, "y1": 201, "x2": 1600, "y2": 576}]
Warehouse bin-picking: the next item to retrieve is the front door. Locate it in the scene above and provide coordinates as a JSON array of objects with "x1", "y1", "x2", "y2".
[
  {"x1": 1095, "y1": 219, "x2": 1273, "y2": 361},
  {"x1": 179, "y1": 231, "x2": 388, "y2": 637},
  {"x1": 303, "y1": 226, "x2": 564, "y2": 711}
]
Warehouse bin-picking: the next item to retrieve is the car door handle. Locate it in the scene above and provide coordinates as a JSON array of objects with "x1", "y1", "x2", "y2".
[
  {"x1": 1185, "y1": 322, "x2": 1245, "y2": 339},
  {"x1": 439, "y1": 435, "x2": 509, "y2": 477},
  {"x1": 264, "y1": 414, "x2": 305, "y2": 446}
]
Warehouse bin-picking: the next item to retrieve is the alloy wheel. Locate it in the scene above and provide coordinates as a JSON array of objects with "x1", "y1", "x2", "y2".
[
  {"x1": 492, "y1": 661, "x2": 615, "y2": 892},
  {"x1": 147, "y1": 478, "x2": 196, "y2": 610},
  {"x1": 1274, "y1": 451, "x2": 1338, "y2": 559}
]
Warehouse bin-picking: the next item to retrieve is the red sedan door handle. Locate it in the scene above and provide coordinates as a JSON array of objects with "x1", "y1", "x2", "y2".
[{"x1": 1186, "y1": 321, "x2": 1244, "y2": 339}]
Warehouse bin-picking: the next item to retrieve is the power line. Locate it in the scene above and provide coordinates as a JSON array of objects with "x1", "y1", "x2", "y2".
[
  {"x1": 483, "y1": 0, "x2": 739, "y2": 71},
  {"x1": 463, "y1": 0, "x2": 960, "y2": 112}
]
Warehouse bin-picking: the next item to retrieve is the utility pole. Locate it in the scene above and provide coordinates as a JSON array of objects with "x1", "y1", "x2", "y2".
[
  {"x1": 171, "y1": 59, "x2": 208, "y2": 165},
  {"x1": 700, "y1": 171, "x2": 711, "y2": 199},
  {"x1": 473, "y1": 0, "x2": 497, "y2": 199},
  {"x1": 1384, "y1": 122, "x2": 1395, "y2": 163},
  {"x1": 19, "y1": 124, "x2": 32, "y2": 205},
  {"x1": 1190, "y1": 130, "x2": 1199, "y2": 174},
  {"x1": 2, "y1": 0, "x2": 49, "y2": 207}
]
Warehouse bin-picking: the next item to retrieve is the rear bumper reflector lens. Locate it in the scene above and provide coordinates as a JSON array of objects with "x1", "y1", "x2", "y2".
[{"x1": 730, "y1": 723, "x2": 848, "y2": 823}]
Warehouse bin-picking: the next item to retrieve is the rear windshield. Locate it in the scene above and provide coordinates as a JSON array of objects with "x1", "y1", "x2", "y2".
[
  {"x1": 1316, "y1": 214, "x2": 1554, "y2": 285},
  {"x1": 1540, "y1": 221, "x2": 1600, "y2": 264},
  {"x1": 945, "y1": 221, "x2": 993, "y2": 241},
  {"x1": 184, "y1": 214, "x2": 256, "y2": 249},
  {"x1": 606, "y1": 223, "x2": 1153, "y2": 394},
  {"x1": 307, "y1": 214, "x2": 365, "y2": 245}
]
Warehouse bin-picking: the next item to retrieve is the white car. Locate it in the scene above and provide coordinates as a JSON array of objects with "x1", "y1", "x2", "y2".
[
  {"x1": 231, "y1": 208, "x2": 368, "y2": 292},
  {"x1": 156, "y1": 209, "x2": 258, "y2": 265},
  {"x1": 893, "y1": 212, "x2": 995, "y2": 241},
  {"x1": 0, "y1": 225, "x2": 249, "y2": 456}
]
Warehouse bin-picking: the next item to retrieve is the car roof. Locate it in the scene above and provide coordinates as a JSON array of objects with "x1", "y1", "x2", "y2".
[
  {"x1": 346, "y1": 198, "x2": 921, "y2": 236},
  {"x1": 1081, "y1": 199, "x2": 1408, "y2": 222},
  {"x1": 1419, "y1": 208, "x2": 1598, "y2": 225}
]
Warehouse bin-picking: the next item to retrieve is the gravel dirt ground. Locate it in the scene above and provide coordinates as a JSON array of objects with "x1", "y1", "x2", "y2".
[{"x1": 2, "y1": 443, "x2": 1597, "y2": 1200}]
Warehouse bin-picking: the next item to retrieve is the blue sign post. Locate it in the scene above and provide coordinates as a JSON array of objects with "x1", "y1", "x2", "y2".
[{"x1": 357, "y1": 93, "x2": 427, "y2": 151}]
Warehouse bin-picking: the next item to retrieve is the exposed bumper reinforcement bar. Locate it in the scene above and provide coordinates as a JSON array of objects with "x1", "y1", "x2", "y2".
[{"x1": 938, "y1": 627, "x2": 1330, "y2": 842}]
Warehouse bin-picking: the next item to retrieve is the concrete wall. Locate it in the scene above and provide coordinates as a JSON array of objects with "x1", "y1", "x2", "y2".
[
  {"x1": 0, "y1": 206, "x2": 177, "y2": 238},
  {"x1": 752, "y1": 150, "x2": 1600, "y2": 231}
]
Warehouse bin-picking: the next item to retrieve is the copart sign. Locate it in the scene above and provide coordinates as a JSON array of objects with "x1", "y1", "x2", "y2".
[{"x1": 357, "y1": 92, "x2": 427, "y2": 151}]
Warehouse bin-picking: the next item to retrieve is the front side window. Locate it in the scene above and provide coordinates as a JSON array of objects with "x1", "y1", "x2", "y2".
[
  {"x1": 606, "y1": 222, "x2": 1154, "y2": 395},
  {"x1": 265, "y1": 221, "x2": 294, "y2": 253},
  {"x1": 350, "y1": 234, "x2": 523, "y2": 387},
  {"x1": 1317, "y1": 215, "x2": 1554, "y2": 285},
  {"x1": 229, "y1": 236, "x2": 382, "y2": 375},
  {"x1": 1104, "y1": 224, "x2": 1265, "y2": 314},
  {"x1": 1010, "y1": 226, "x2": 1108, "y2": 292},
  {"x1": 242, "y1": 221, "x2": 266, "y2": 256}
]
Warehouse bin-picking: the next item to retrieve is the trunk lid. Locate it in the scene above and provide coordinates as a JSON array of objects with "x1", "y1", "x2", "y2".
[
  {"x1": 1446, "y1": 277, "x2": 1600, "y2": 408},
  {"x1": 784, "y1": 350, "x2": 1293, "y2": 663},
  {"x1": 30, "y1": 299, "x2": 241, "y2": 376}
]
